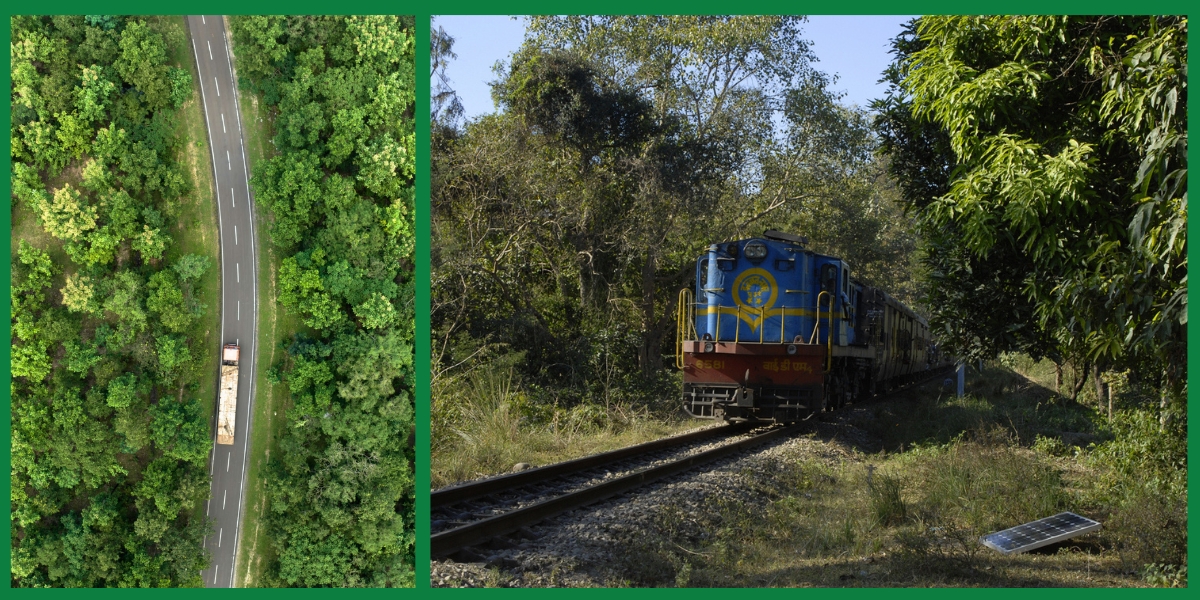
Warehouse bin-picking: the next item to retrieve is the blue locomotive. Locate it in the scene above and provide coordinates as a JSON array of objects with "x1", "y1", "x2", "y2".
[{"x1": 676, "y1": 230, "x2": 946, "y2": 421}]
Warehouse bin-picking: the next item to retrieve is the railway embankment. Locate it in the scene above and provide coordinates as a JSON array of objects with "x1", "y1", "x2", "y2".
[{"x1": 433, "y1": 360, "x2": 1185, "y2": 587}]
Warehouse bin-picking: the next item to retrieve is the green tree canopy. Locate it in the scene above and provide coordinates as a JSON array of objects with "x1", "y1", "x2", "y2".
[{"x1": 877, "y1": 15, "x2": 1186, "y2": 405}]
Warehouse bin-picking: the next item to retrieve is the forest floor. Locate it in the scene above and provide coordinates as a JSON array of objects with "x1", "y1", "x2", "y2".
[{"x1": 433, "y1": 361, "x2": 1185, "y2": 587}]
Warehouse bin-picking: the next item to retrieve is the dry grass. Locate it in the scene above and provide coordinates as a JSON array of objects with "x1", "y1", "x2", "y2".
[{"x1": 431, "y1": 365, "x2": 705, "y2": 489}]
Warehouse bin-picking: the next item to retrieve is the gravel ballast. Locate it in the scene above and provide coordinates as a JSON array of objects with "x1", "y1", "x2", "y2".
[{"x1": 431, "y1": 414, "x2": 876, "y2": 587}]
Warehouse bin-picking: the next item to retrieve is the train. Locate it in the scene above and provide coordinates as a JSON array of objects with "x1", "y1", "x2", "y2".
[{"x1": 676, "y1": 230, "x2": 950, "y2": 421}]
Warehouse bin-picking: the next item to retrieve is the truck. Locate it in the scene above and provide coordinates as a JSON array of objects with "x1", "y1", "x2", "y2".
[{"x1": 217, "y1": 344, "x2": 239, "y2": 445}]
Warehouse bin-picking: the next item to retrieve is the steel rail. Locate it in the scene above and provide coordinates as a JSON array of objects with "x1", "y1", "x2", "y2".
[
  {"x1": 431, "y1": 423, "x2": 800, "y2": 558},
  {"x1": 432, "y1": 421, "x2": 756, "y2": 507}
]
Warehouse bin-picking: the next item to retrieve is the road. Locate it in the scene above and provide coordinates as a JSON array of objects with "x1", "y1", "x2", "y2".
[{"x1": 187, "y1": 15, "x2": 259, "y2": 589}]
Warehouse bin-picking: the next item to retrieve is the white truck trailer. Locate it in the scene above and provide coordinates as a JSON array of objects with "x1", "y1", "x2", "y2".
[{"x1": 217, "y1": 344, "x2": 239, "y2": 445}]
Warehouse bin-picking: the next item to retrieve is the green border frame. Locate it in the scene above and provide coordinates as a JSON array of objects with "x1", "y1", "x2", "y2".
[{"x1": 3, "y1": 0, "x2": 1194, "y2": 593}]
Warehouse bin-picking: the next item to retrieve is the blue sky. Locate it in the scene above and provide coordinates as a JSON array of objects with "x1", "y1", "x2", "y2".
[{"x1": 432, "y1": 15, "x2": 915, "y2": 120}]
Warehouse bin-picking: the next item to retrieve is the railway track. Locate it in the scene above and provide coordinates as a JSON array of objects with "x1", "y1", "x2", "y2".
[
  {"x1": 432, "y1": 365, "x2": 957, "y2": 560},
  {"x1": 431, "y1": 422, "x2": 801, "y2": 559}
]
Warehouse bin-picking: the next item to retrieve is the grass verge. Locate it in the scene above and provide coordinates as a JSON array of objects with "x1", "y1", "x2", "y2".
[
  {"x1": 227, "y1": 65, "x2": 300, "y2": 588},
  {"x1": 170, "y1": 15, "x2": 221, "y2": 428}
]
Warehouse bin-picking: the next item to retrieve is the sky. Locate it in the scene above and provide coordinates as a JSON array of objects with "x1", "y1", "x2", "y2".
[{"x1": 432, "y1": 15, "x2": 914, "y2": 120}]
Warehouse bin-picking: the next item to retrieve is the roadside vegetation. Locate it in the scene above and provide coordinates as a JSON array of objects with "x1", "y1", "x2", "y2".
[
  {"x1": 227, "y1": 15, "x2": 416, "y2": 587},
  {"x1": 617, "y1": 361, "x2": 1186, "y2": 587},
  {"x1": 11, "y1": 15, "x2": 217, "y2": 586},
  {"x1": 227, "y1": 57, "x2": 300, "y2": 588}
]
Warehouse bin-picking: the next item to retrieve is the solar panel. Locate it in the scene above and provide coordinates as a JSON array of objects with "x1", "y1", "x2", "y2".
[{"x1": 980, "y1": 512, "x2": 1101, "y2": 554}]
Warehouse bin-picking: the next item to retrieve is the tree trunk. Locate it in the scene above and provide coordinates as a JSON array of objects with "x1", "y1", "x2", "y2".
[
  {"x1": 1091, "y1": 363, "x2": 1107, "y2": 409},
  {"x1": 1107, "y1": 384, "x2": 1113, "y2": 421},
  {"x1": 638, "y1": 247, "x2": 660, "y2": 376},
  {"x1": 1054, "y1": 362, "x2": 1062, "y2": 393},
  {"x1": 1069, "y1": 361, "x2": 1089, "y2": 402}
]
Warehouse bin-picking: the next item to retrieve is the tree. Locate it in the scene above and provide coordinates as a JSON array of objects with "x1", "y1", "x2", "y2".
[
  {"x1": 114, "y1": 20, "x2": 171, "y2": 110},
  {"x1": 146, "y1": 270, "x2": 194, "y2": 333},
  {"x1": 433, "y1": 16, "x2": 889, "y2": 396},
  {"x1": 11, "y1": 16, "x2": 213, "y2": 587},
  {"x1": 172, "y1": 253, "x2": 212, "y2": 282},
  {"x1": 62, "y1": 274, "x2": 99, "y2": 315},
  {"x1": 430, "y1": 20, "x2": 464, "y2": 130},
  {"x1": 40, "y1": 183, "x2": 98, "y2": 242},
  {"x1": 229, "y1": 15, "x2": 416, "y2": 586},
  {"x1": 880, "y1": 16, "x2": 1186, "y2": 408}
]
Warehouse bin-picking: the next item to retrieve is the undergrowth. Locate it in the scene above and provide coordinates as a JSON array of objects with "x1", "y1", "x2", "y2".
[
  {"x1": 431, "y1": 355, "x2": 695, "y2": 488},
  {"x1": 612, "y1": 359, "x2": 1186, "y2": 587}
]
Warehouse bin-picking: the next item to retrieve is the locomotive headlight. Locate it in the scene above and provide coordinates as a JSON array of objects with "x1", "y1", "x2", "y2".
[
  {"x1": 704, "y1": 342, "x2": 715, "y2": 353},
  {"x1": 744, "y1": 241, "x2": 768, "y2": 260},
  {"x1": 787, "y1": 344, "x2": 797, "y2": 355}
]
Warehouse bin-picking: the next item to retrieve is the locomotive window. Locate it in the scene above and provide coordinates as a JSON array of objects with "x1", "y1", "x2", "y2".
[{"x1": 820, "y1": 264, "x2": 837, "y2": 292}]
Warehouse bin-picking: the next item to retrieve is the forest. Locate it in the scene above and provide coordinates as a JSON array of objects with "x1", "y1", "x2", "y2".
[
  {"x1": 229, "y1": 15, "x2": 416, "y2": 587},
  {"x1": 11, "y1": 15, "x2": 213, "y2": 586},
  {"x1": 432, "y1": 16, "x2": 919, "y2": 419},
  {"x1": 431, "y1": 15, "x2": 1186, "y2": 580}
]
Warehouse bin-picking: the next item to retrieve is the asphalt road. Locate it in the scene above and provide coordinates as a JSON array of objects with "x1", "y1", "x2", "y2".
[{"x1": 187, "y1": 15, "x2": 259, "y2": 589}]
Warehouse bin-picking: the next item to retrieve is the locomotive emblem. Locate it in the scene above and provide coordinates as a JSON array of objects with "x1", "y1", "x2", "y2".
[{"x1": 732, "y1": 268, "x2": 778, "y2": 331}]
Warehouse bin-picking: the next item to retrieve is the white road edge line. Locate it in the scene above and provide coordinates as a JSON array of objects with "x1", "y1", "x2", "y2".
[
  {"x1": 190, "y1": 36, "x2": 230, "y2": 582},
  {"x1": 226, "y1": 23, "x2": 259, "y2": 588}
]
